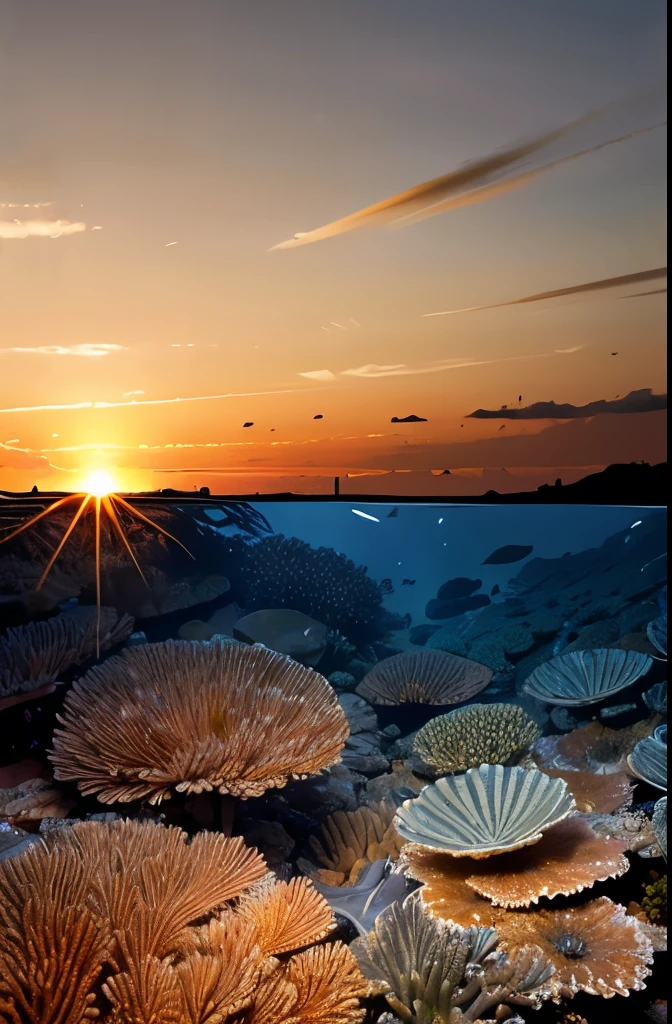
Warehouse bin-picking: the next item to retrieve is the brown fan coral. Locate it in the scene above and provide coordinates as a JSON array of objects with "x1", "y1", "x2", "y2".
[
  {"x1": 538, "y1": 768, "x2": 634, "y2": 813},
  {"x1": 403, "y1": 817, "x2": 629, "y2": 919},
  {"x1": 534, "y1": 717, "x2": 661, "y2": 775},
  {"x1": 0, "y1": 607, "x2": 134, "y2": 712},
  {"x1": 49, "y1": 639, "x2": 349, "y2": 804},
  {"x1": 0, "y1": 818, "x2": 365, "y2": 1024},
  {"x1": 297, "y1": 803, "x2": 404, "y2": 886},
  {"x1": 413, "y1": 703, "x2": 541, "y2": 775},
  {"x1": 355, "y1": 649, "x2": 492, "y2": 706},
  {"x1": 495, "y1": 897, "x2": 654, "y2": 1000}
]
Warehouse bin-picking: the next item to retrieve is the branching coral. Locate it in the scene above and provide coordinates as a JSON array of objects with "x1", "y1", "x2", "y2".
[
  {"x1": 0, "y1": 608, "x2": 134, "y2": 711},
  {"x1": 356, "y1": 650, "x2": 493, "y2": 706},
  {"x1": 49, "y1": 639, "x2": 349, "y2": 804},
  {"x1": 351, "y1": 896, "x2": 554, "y2": 1023},
  {"x1": 413, "y1": 703, "x2": 540, "y2": 775},
  {"x1": 0, "y1": 819, "x2": 365, "y2": 1024},
  {"x1": 298, "y1": 803, "x2": 404, "y2": 886},
  {"x1": 494, "y1": 897, "x2": 654, "y2": 1001},
  {"x1": 221, "y1": 533, "x2": 383, "y2": 643}
]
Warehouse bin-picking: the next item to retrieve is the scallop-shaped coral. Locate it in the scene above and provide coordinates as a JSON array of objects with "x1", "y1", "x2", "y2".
[
  {"x1": 495, "y1": 897, "x2": 654, "y2": 1000},
  {"x1": 647, "y1": 614, "x2": 667, "y2": 659},
  {"x1": 50, "y1": 639, "x2": 349, "y2": 804},
  {"x1": 523, "y1": 648, "x2": 652, "y2": 706},
  {"x1": 628, "y1": 733, "x2": 667, "y2": 792},
  {"x1": 413, "y1": 703, "x2": 541, "y2": 775},
  {"x1": 644, "y1": 681, "x2": 668, "y2": 715},
  {"x1": 394, "y1": 764, "x2": 575, "y2": 858},
  {"x1": 356, "y1": 650, "x2": 492, "y2": 706}
]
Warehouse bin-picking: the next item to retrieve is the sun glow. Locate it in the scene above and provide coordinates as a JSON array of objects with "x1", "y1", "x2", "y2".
[{"x1": 82, "y1": 469, "x2": 117, "y2": 497}]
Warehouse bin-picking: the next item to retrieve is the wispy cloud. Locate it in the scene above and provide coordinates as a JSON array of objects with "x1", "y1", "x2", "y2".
[
  {"x1": 423, "y1": 267, "x2": 668, "y2": 317},
  {"x1": 298, "y1": 369, "x2": 338, "y2": 382},
  {"x1": 0, "y1": 219, "x2": 86, "y2": 239},
  {"x1": 122, "y1": 389, "x2": 145, "y2": 397},
  {"x1": 621, "y1": 288, "x2": 667, "y2": 299},
  {"x1": 0, "y1": 387, "x2": 307, "y2": 415},
  {"x1": 555, "y1": 345, "x2": 586, "y2": 354},
  {"x1": 0, "y1": 344, "x2": 127, "y2": 357},
  {"x1": 467, "y1": 388, "x2": 667, "y2": 420},
  {"x1": 269, "y1": 94, "x2": 665, "y2": 250},
  {"x1": 319, "y1": 349, "x2": 578, "y2": 381}
]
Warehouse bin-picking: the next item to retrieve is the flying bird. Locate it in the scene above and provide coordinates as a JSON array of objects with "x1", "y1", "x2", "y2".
[{"x1": 612, "y1": 352, "x2": 619, "y2": 356}]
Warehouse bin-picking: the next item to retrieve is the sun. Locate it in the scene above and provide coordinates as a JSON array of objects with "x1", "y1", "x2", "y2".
[{"x1": 82, "y1": 469, "x2": 118, "y2": 498}]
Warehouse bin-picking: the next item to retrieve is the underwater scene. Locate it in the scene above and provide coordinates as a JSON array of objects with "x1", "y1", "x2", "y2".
[{"x1": 0, "y1": 494, "x2": 667, "y2": 1024}]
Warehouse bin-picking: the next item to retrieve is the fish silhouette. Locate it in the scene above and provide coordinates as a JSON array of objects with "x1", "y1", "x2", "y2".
[
  {"x1": 401, "y1": 579, "x2": 416, "y2": 586},
  {"x1": 482, "y1": 544, "x2": 533, "y2": 565},
  {"x1": 387, "y1": 507, "x2": 399, "y2": 518},
  {"x1": 242, "y1": 421, "x2": 254, "y2": 428},
  {"x1": 379, "y1": 578, "x2": 394, "y2": 595}
]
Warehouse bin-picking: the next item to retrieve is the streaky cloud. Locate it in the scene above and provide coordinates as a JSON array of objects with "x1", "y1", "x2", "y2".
[
  {"x1": 423, "y1": 267, "x2": 667, "y2": 317},
  {"x1": 0, "y1": 219, "x2": 86, "y2": 239},
  {"x1": 621, "y1": 288, "x2": 667, "y2": 299},
  {"x1": 394, "y1": 122, "x2": 665, "y2": 229},
  {"x1": 467, "y1": 388, "x2": 667, "y2": 420},
  {"x1": 298, "y1": 369, "x2": 338, "y2": 382},
  {"x1": 1, "y1": 344, "x2": 127, "y2": 357},
  {"x1": 0, "y1": 387, "x2": 307, "y2": 415}
]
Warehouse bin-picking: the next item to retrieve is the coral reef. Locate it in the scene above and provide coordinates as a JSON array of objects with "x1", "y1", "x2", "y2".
[
  {"x1": 412, "y1": 703, "x2": 540, "y2": 775},
  {"x1": 534, "y1": 717, "x2": 661, "y2": 775},
  {"x1": 523, "y1": 648, "x2": 653, "y2": 706},
  {"x1": 50, "y1": 639, "x2": 348, "y2": 803},
  {"x1": 298, "y1": 802, "x2": 404, "y2": 885},
  {"x1": 220, "y1": 533, "x2": 383, "y2": 643},
  {"x1": 642, "y1": 873, "x2": 667, "y2": 924}
]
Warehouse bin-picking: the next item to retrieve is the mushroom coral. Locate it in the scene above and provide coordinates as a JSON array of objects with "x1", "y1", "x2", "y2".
[
  {"x1": 351, "y1": 896, "x2": 555, "y2": 1023},
  {"x1": 49, "y1": 638, "x2": 349, "y2": 804},
  {"x1": 494, "y1": 897, "x2": 654, "y2": 1001},
  {"x1": 0, "y1": 818, "x2": 365, "y2": 1023},
  {"x1": 0, "y1": 608, "x2": 134, "y2": 712},
  {"x1": 356, "y1": 650, "x2": 492, "y2": 706},
  {"x1": 413, "y1": 703, "x2": 541, "y2": 775}
]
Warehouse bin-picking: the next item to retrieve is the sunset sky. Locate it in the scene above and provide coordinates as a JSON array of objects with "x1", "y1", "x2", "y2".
[{"x1": 0, "y1": 0, "x2": 667, "y2": 495}]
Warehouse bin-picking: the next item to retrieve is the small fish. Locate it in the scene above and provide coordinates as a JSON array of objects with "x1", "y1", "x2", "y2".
[
  {"x1": 611, "y1": 352, "x2": 618, "y2": 356},
  {"x1": 379, "y1": 578, "x2": 394, "y2": 595},
  {"x1": 518, "y1": 395, "x2": 522, "y2": 403},
  {"x1": 387, "y1": 507, "x2": 399, "y2": 518},
  {"x1": 498, "y1": 425, "x2": 506, "y2": 431},
  {"x1": 490, "y1": 583, "x2": 500, "y2": 596},
  {"x1": 401, "y1": 579, "x2": 416, "y2": 586},
  {"x1": 242, "y1": 421, "x2": 254, "y2": 428},
  {"x1": 313, "y1": 414, "x2": 324, "y2": 420},
  {"x1": 482, "y1": 544, "x2": 534, "y2": 565}
]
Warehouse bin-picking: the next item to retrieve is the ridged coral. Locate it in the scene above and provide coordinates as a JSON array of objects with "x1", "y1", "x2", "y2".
[
  {"x1": 298, "y1": 803, "x2": 404, "y2": 886},
  {"x1": 0, "y1": 607, "x2": 134, "y2": 711},
  {"x1": 413, "y1": 703, "x2": 541, "y2": 775},
  {"x1": 50, "y1": 639, "x2": 349, "y2": 804},
  {"x1": 356, "y1": 650, "x2": 492, "y2": 706},
  {"x1": 221, "y1": 533, "x2": 382, "y2": 643}
]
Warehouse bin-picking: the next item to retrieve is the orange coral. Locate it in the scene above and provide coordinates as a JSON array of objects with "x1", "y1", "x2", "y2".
[
  {"x1": 534, "y1": 718, "x2": 660, "y2": 775},
  {"x1": 298, "y1": 803, "x2": 404, "y2": 885},
  {"x1": 538, "y1": 767, "x2": 634, "y2": 813},
  {"x1": 50, "y1": 639, "x2": 349, "y2": 804}
]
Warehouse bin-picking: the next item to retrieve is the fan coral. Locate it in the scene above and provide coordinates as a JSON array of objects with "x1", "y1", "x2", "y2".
[
  {"x1": 644, "y1": 681, "x2": 668, "y2": 715},
  {"x1": 351, "y1": 897, "x2": 554, "y2": 1023},
  {"x1": 413, "y1": 703, "x2": 541, "y2": 775},
  {"x1": 298, "y1": 803, "x2": 404, "y2": 886},
  {"x1": 495, "y1": 897, "x2": 654, "y2": 1000},
  {"x1": 534, "y1": 717, "x2": 661, "y2": 775},
  {"x1": 394, "y1": 764, "x2": 575, "y2": 858},
  {"x1": 356, "y1": 650, "x2": 493, "y2": 706},
  {"x1": 647, "y1": 614, "x2": 667, "y2": 658},
  {"x1": 49, "y1": 639, "x2": 349, "y2": 804},
  {"x1": 0, "y1": 818, "x2": 365, "y2": 1023},
  {"x1": 0, "y1": 607, "x2": 134, "y2": 712},
  {"x1": 642, "y1": 874, "x2": 667, "y2": 924},
  {"x1": 523, "y1": 648, "x2": 652, "y2": 706},
  {"x1": 403, "y1": 817, "x2": 629, "y2": 917},
  {"x1": 221, "y1": 533, "x2": 383, "y2": 643},
  {"x1": 0, "y1": 777, "x2": 75, "y2": 823}
]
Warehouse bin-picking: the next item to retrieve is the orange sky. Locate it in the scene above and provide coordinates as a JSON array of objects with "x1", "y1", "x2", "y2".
[{"x1": 0, "y1": 1, "x2": 666, "y2": 495}]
